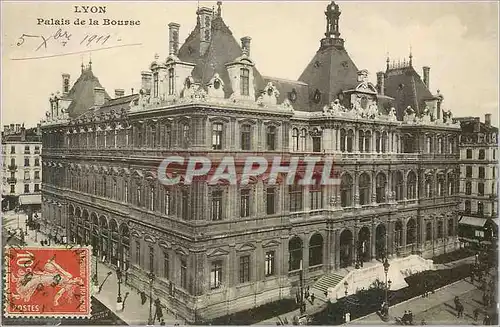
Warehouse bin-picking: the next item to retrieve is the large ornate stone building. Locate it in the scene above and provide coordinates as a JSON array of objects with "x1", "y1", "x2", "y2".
[{"x1": 41, "y1": 2, "x2": 462, "y2": 322}]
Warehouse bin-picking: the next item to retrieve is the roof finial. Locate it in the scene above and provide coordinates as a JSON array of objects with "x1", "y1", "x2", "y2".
[
  {"x1": 386, "y1": 52, "x2": 390, "y2": 71},
  {"x1": 217, "y1": 1, "x2": 222, "y2": 17},
  {"x1": 409, "y1": 45, "x2": 413, "y2": 66},
  {"x1": 88, "y1": 53, "x2": 92, "y2": 70},
  {"x1": 81, "y1": 56, "x2": 84, "y2": 72}
]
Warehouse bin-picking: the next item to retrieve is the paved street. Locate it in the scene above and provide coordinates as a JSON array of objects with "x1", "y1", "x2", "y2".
[
  {"x1": 351, "y1": 273, "x2": 497, "y2": 325},
  {"x1": 4, "y1": 211, "x2": 184, "y2": 326}
]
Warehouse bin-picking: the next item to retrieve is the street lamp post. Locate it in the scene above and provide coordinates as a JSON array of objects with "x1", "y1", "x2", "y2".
[
  {"x1": 93, "y1": 256, "x2": 99, "y2": 288},
  {"x1": 116, "y1": 267, "x2": 123, "y2": 311},
  {"x1": 382, "y1": 258, "x2": 391, "y2": 322},
  {"x1": 147, "y1": 271, "x2": 155, "y2": 325}
]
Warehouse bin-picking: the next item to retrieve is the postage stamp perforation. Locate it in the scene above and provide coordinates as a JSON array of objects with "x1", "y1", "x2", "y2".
[{"x1": 3, "y1": 245, "x2": 92, "y2": 318}]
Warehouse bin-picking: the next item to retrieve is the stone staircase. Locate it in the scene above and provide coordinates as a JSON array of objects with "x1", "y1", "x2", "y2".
[{"x1": 311, "y1": 273, "x2": 344, "y2": 302}]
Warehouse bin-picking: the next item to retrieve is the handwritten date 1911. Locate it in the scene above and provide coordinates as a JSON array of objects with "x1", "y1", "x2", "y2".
[{"x1": 16, "y1": 28, "x2": 116, "y2": 52}]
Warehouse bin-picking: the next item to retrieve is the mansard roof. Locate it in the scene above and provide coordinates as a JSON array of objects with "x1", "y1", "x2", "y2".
[
  {"x1": 298, "y1": 44, "x2": 359, "y2": 112},
  {"x1": 66, "y1": 67, "x2": 111, "y2": 118},
  {"x1": 75, "y1": 94, "x2": 139, "y2": 119},
  {"x1": 177, "y1": 15, "x2": 266, "y2": 98},
  {"x1": 262, "y1": 76, "x2": 310, "y2": 111},
  {"x1": 384, "y1": 65, "x2": 435, "y2": 120}
]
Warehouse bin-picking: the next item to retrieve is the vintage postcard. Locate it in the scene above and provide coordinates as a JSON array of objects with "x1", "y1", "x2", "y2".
[{"x1": 1, "y1": 1, "x2": 498, "y2": 326}]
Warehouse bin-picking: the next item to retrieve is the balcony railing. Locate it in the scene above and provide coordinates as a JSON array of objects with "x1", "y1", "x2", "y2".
[
  {"x1": 7, "y1": 177, "x2": 17, "y2": 183},
  {"x1": 24, "y1": 177, "x2": 31, "y2": 182},
  {"x1": 8, "y1": 164, "x2": 17, "y2": 171}
]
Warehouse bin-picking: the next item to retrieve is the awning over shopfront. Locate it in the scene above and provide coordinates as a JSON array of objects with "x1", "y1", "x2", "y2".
[
  {"x1": 458, "y1": 216, "x2": 487, "y2": 227},
  {"x1": 18, "y1": 194, "x2": 41, "y2": 205}
]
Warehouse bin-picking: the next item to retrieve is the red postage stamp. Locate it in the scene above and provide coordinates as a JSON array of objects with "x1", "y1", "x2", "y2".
[{"x1": 4, "y1": 246, "x2": 91, "y2": 317}]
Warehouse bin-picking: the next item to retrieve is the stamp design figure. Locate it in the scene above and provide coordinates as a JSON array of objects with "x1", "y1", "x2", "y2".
[{"x1": 5, "y1": 246, "x2": 91, "y2": 317}]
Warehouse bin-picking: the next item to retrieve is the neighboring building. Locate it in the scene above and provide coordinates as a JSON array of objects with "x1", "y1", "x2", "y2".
[
  {"x1": 41, "y1": 2, "x2": 462, "y2": 322},
  {"x1": 457, "y1": 114, "x2": 498, "y2": 248},
  {"x1": 1, "y1": 123, "x2": 42, "y2": 213}
]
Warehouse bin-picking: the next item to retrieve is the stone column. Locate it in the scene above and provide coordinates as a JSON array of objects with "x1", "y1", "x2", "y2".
[
  {"x1": 303, "y1": 185, "x2": 310, "y2": 211},
  {"x1": 334, "y1": 229, "x2": 340, "y2": 270},
  {"x1": 371, "y1": 171, "x2": 377, "y2": 204},
  {"x1": 228, "y1": 243, "x2": 236, "y2": 287},
  {"x1": 370, "y1": 223, "x2": 376, "y2": 260},
  {"x1": 353, "y1": 227, "x2": 358, "y2": 266},
  {"x1": 354, "y1": 170, "x2": 360, "y2": 207},
  {"x1": 302, "y1": 233, "x2": 309, "y2": 282},
  {"x1": 280, "y1": 234, "x2": 289, "y2": 276}
]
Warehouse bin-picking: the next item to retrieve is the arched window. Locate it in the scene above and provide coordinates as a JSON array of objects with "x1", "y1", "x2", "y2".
[
  {"x1": 341, "y1": 173, "x2": 353, "y2": 207},
  {"x1": 375, "y1": 131, "x2": 381, "y2": 153},
  {"x1": 300, "y1": 129, "x2": 307, "y2": 151},
  {"x1": 464, "y1": 200, "x2": 471, "y2": 213},
  {"x1": 426, "y1": 136, "x2": 432, "y2": 153},
  {"x1": 438, "y1": 177, "x2": 445, "y2": 196},
  {"x1": 395, "y1": 221, "x2": 403, "y2": 247},
  {"x1": 292, "y1": 128, "x2": 299, "y2": 151},
  {"x1": 426, "y1": 222, "x2": 432, "y2": 241},
  {"x1": 364, "y1": 131, "x2": 371, "y2": 152},
  {"x1": 340, "y1": 129, "x2": 346, "y2": 152},
  {"x1": 425, "y1": 176, "x2": 433, "y2": 197},
  {"x1": 376, "y1": 173, "x2": 387, "y2": 203},
  {"x1": 358, "y1": 131, "x2": 365, "y2": 153},
  {"x1": 407, "y1": 171, "x2": 417, "y2": 199},
  {"x1": 168, "y1": 68, "x2": 175, "y2": 95},
  {"x1": 477, "y1": 202, "x2": 484, "y2": 215},
  {"x1": 309, "y1": 234, "x2": 323, "y2": 266},
  {"x1": 240, "y1": 68, "x2": 250, "y2": 96},
  {"x1": 465, "y1": 182, "x2": 472, "y2": 195},
  {"x1": 289, "y1": 236, "x2": 303, "y2": 271},
  {"x1": 346, "y1": 130, "x2": 354, "y2": 152},
  {"x1": 212, "y1": 122, "x2": 223, "y2": 150},
  {"x1": 381, "y1": 132, "x2": 388, "y2": 153},
  {"x1": 359, "y1": 173, "x2": 371, "y2": 205},
  {"x1": 448, "y1": 219, "x2": 454, "y2": 236},
  {"x1": 448, "y1": 173, "x2": 454, "y2": 195},
  {"x1": 241, "y1": 124, "x2": 251, "y2": 150},
  {"x1": 392, "y1": 171, "x2": 404, "y2": 201},
  {"x1": 137, "y1": 185, "x2": 142, "y2": 207},
  {"x1": 478, "y1": 182, "x2": 484, "y2": 196},
  {"x1": 407, "y1": 219, "x2": 416, "y2": 244},
  {"x1": 182, "y1": 123, "x2": 190, "y2": 148},
  {"x1": 437, "y1": 220, "x2": 443, "y2": 239},
  {"x1": 149, "y1": 186, "x2": 155, "y2": 211},
  {"x1": 267, "y1": 126, "x2": 277, "y2": 151},
  {"x1": 150, "y1": 125, "x2": 156, "y2": 148}
]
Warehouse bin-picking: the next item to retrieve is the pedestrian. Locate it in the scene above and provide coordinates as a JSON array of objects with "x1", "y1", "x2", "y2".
[
  {"x1": 420, "y1": 318, "x2": 426, "y2": 325},
  {"x1": 304, "y1": 287, "x2": 310, "y2": 300},
  {"x1": 483, "y1": 314, "x2": 490, "y2": 325},
  {"x1": 408, "y1": 310, "x2": 413, "y2": 324},
  {"x1": 473, "y1": 308, "x2": 480, "y2": 321},
  {"x1": 310, "y1": 293, "x2": 315, "y2": 305},
  {"x1": 160, "y1": 319, "x2": 165, "y2": 326}
]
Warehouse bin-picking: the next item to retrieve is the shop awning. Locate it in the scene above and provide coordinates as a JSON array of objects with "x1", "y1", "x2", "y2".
[
  {"x1": 459, "y1": 216, "x2": 487, "y2": 227},
  {"x1": 18, "y1": 194, "x2": 41, "y2": 205}
]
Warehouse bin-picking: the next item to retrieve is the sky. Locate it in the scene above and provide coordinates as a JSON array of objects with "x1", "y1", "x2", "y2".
[{"x1": 1, "y1": 1, "x2": 498, "y2": 128}]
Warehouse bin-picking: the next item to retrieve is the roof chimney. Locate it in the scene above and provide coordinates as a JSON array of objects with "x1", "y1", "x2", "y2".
[
  {"x1": 62, "y1": 73, "x2": 70, "y2": 95},
  {"x1": 376, "y1": 71, "x2": 385, "y2": 96},
  {"x1": 241, "y1": 36, "x2": 251, "y2": 56},
  {"x1": 198, "y1": 7, "x2": 213, "y2": 56},
  {"x1": 485, "y1": 113, "x2": 491, "y2": 127},
  {"x1": 94, "y1": 87, "x2": 106, "y2": 106},
  {"x1": 141, "y1": 71, "x2": 153, "y2": 94},
  {"x1": 423, "y1": 66, "x2": 430, "y2": 88},
  {"x1": 15, "y1": 124, "x2": 21, "y2": 133},
  {"x1": 168, "y1": 22, "x2": 180, "y2": 56},
  {"x1": 3, "y1": 125, "x2": 9, "y2": 134},
  {"x1": 114, "y1": 89, "x2": 125, "y2": 98},
  {"x1": 20, "y1": 126, "x2": 26, "y2": 141}
]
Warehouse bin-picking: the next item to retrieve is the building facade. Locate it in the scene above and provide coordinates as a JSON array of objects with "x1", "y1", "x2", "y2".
[
  {"x1": 457, "y1": 114, "x2": 498, "y2": 248},
  {"x1": 2, "y1": 124, "x2": 42, "y2": 212},
  {"x1": 41, "y1": 2, "x2": 462, "y2": 322}
]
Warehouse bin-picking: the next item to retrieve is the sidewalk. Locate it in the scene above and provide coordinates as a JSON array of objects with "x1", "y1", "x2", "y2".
[
  {"x1": 255, "y1": 295, "x2": 327, "y2": 325},
  {"x1": 19, "y1": 222, "x2": 184, "y2": 326}
]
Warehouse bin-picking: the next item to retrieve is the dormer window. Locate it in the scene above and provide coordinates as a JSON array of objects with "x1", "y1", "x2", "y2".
[
  {"x1": 289, "y1": 89, "x2": 297, "y2": 103},
  {"x1": 313, "y1": 89, "x2": 321, "y2": 104},
  {"x1": 168, "y1": 68, "x2": 175, "y2": 95},
  {"x1": 267, "y1": 88, "x2": 273, "y2": 96},
  {"x1": 361, "y1": 96, "x2": 368, "y2": 110},
  {"x1": 240, "y1": 68, "x2": 250, "y2": 96},
  {"x1": 214, "y1": 79, "x2": 221, "y2": 90},
  {"x1": 153, "y1": 72, "x2": 159, "y2": 97},
  {"x1": 185, "y1": 77, "x2": 191, "y2": 89}
]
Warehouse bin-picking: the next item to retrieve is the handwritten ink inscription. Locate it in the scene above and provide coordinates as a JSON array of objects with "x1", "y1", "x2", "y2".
[{"x1": 16, "y1": 29, "x2": 117, "y2": 52}]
